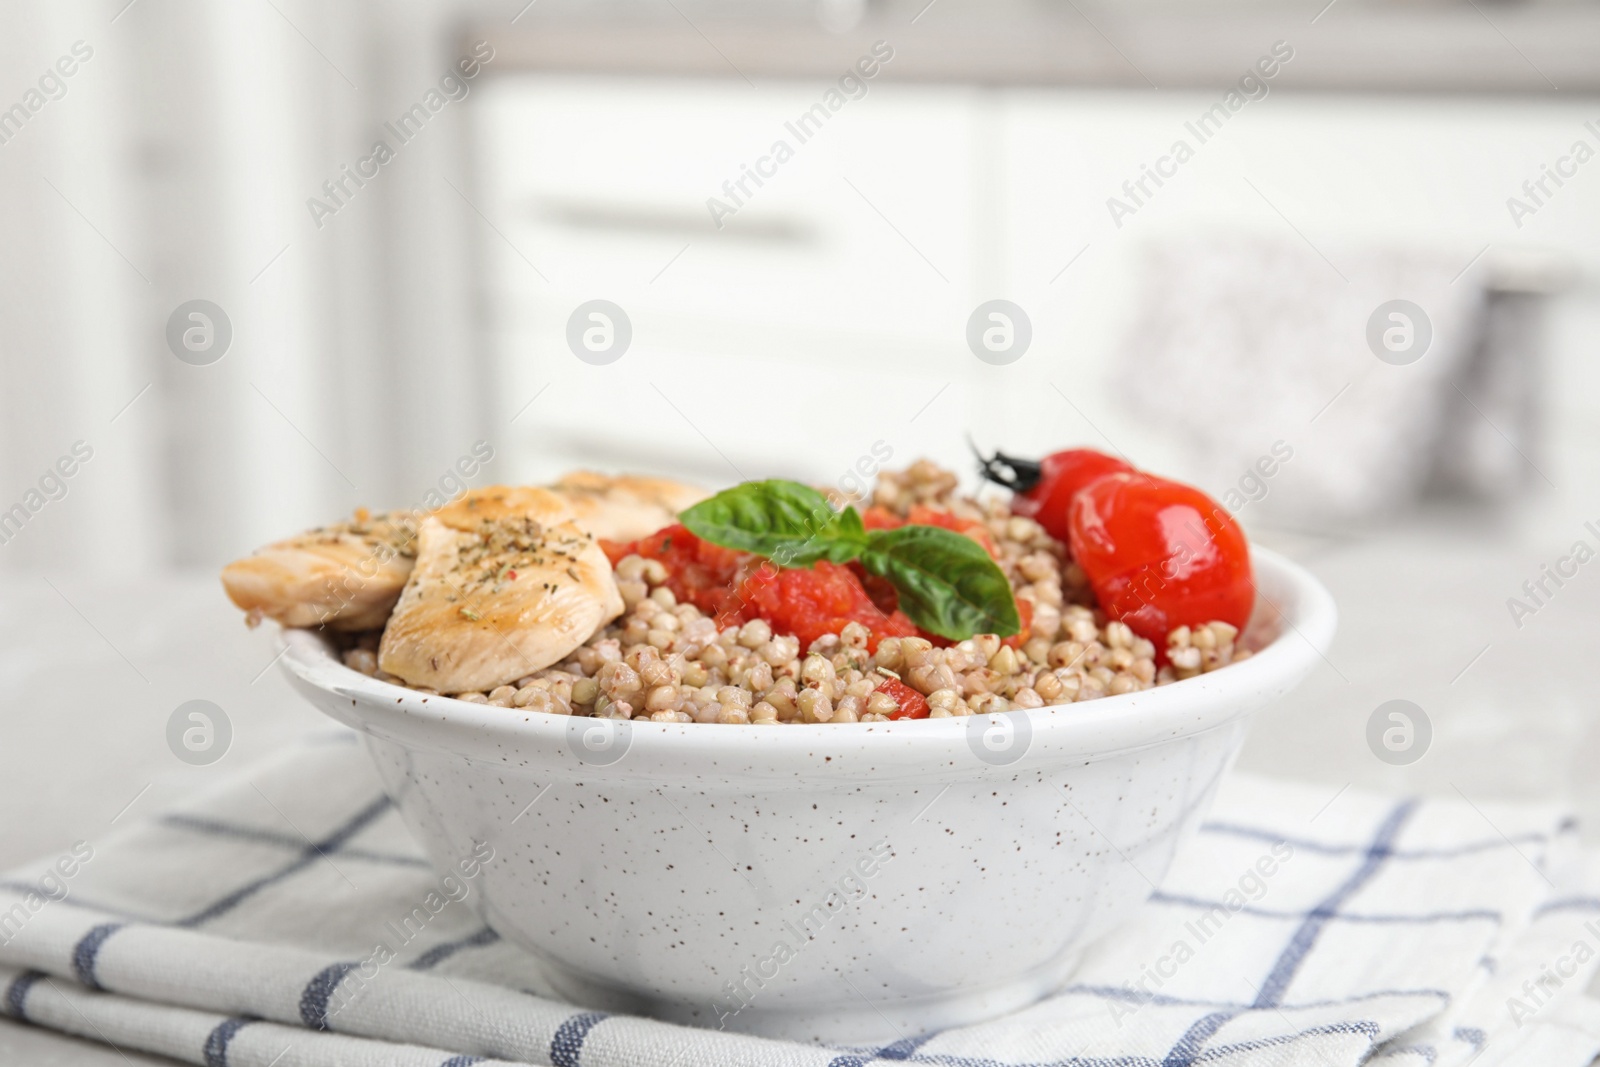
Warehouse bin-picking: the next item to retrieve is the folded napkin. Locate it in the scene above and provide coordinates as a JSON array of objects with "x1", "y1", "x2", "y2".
[{"x1": 4, "y1": 731, "x2": 1600, "y2": 1067}]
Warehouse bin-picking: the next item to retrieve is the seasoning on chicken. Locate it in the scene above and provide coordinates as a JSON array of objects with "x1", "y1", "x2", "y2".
[{"x1": 376, "y1": 509, "x2": 624, "y2": 693}]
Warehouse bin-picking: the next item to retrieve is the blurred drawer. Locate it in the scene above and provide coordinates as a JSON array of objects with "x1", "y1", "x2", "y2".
[{"x1": 476, "y1": 75, "x2": 984, "y2": 340}]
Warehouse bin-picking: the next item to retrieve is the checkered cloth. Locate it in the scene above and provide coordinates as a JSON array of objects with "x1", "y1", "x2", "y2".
[{"x1": 4, "y1": 730, "x2": 1600, "y2": 1067}]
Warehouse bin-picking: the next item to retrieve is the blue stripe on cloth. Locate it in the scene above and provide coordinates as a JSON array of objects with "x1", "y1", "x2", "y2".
[
  {"x1": 437, "y1": 1058, "x2": 485, "y2": 1067},
  {"x1": 809, "y1": 1019, "x2": 1391, "y2": 1067},
  {"x1": 1536, "y1": 896, "x2": 1600, "y2": 916},
  {"x1": 1208, "y1": 1020, "x2": 1381, "y2": 1059},
  {"x1": 298, "y1": 962, "x2": 358, "y2": 1031},
  {"x1": 1162, "y1": 1010, "x2": 1234, "y2": 1067},
  {"x1": 0, "y1": 881, "x2": 149, "y2": 922},
  {"x1": 875, "y1": 1033, "x2": 942, "y2": 1060},
  {"x1": 1150, "y1": 891, "x2": 1501, "y2": 926},
  {"x1": 3, "y1": 970, "x2": 44, "y2": 1020},
  {"x1": 1150, "y1": 799, "x2": 1416, "y2": 1067},
  {"x1": 1453, "y1": 1026, "x2": 1486, "y2": 1049},
  {"x1": 1060, "y1": 984, "x2": 1451, "y2": 1012},
  {"x1": 550, "y1": 1010, "x2": 609, "y2": 1067},
  {"x1": 162, "y1": 813, "x2": 430, "y2": 869},
  {"x1": 178, "y1": 795, "x2": 392, "y2": 928},
  {"x1": 1252, "y1": 799, "x2": 1418, "y2": 1010},
  {"x1": 1200, "y1": 820, "x2": 1545, "y2": 860},
  {"x1": 202, "y1": 1016, "x2": 255, "y2": 1067},
  {"x1": 71, "y1": 922, "x2": 124, "y2": 990},
  {"x1": 162, "y1": 814, "x2": 335, "y2": 852},
  {"x1": 821, "y1": 1033, "x2": 942, "y2": 1067},
  {"x1": 410, "y1": 927, "x2": 500, "y2": 971},
  {"x1": 315, "y1": 847, "x2": 429, "y2": 868}
]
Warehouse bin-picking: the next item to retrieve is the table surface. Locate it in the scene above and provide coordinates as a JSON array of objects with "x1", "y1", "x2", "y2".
[{"x1": 4, "y1": 506, "x2": 1598, "y2": 1062}]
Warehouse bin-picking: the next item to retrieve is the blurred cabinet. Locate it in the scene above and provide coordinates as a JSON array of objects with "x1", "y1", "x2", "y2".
[
  {"x1": 474, "y1": 77, "x2": 996, "y2": 489},
  {"x1": 473, "y1": 75, "x2": 1600, "y2": 511}
]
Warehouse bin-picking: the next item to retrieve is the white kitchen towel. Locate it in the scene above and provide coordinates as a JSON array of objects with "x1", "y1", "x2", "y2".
[{"x1": 3, "y1": 730, "x2": 1600, "y2": 1067}]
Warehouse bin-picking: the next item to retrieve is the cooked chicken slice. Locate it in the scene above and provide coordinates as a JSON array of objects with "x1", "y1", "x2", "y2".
[
  {"x1": 377, "y1": 513, "x2": 624, "y2": 693},
  {"x1": 220, "y1": 478, "x2": 690, "y2": 635},
  {"x1": 432, "y1": 485, "x2": 575, "y2": 531},
  {"x1": 548, "y1": 471, "x2": 707, "y2": 542},
  {"x1": 220, "y1": 511, "x2": 419, "y2": 631}
]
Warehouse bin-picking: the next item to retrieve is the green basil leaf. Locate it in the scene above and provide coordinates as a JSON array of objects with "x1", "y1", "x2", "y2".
[
  {"x1": 679, "y1": 480, "x2": 868, "y2": 566},
  {"x1": 861, "y1": 525, "x2": 1020, "y2": 640},
  {"x1": 821, "y1": 506, "x2": 868, "y2": 563}
]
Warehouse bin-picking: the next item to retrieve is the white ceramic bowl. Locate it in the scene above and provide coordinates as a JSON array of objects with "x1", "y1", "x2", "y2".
[{"x1": 280, "y1": 546, "x2": 1334, "y2": 1044}]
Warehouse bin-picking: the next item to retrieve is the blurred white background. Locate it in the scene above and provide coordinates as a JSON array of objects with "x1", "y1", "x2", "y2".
[
  {"x1": 2, "y1": 2, "x2": 1600, "y2": 1059},
  {"x1": 2, "y1": 0, "x2": 1596, "y2": 572}
]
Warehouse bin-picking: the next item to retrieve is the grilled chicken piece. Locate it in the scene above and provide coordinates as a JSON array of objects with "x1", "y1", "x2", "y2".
[
  {"x1": 377, "y1": 511, "x2": 624, "y2": 693},
  {"x1": 220, "y1": 511, "x2": 419, "y2": 631},
  {"x1": 548, "y1": 471, "x2": 708, "y2": 542},
  {"x1": 433, "y1": 484, "x2": 576, "y2": 530},
  {"x1": 221, "y1": 477, "x2": 697, "y2": 636}
]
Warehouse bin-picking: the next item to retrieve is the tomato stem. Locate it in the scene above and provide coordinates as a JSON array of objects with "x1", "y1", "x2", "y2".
[{"x1": 971, "y1": 442, "x2": 1043, "y2": 494}]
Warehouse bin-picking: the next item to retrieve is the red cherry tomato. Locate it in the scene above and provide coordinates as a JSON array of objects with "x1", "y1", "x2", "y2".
[
  {"x1": 1067, "y1": 473, "x2": 1253, "y2": 645},
  {"x1": 1013, "y1": 449, "x2": 1134, "y2": 543}
]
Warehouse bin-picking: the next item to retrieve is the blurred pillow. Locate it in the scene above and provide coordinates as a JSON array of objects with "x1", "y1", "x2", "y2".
[{"x1": 1114, "y1": 235, "x2": 1518, "y2": 526}]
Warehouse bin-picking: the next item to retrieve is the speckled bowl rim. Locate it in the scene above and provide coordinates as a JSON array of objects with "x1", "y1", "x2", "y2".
[{"x1": 279, "y1": 546, "x2": 1334, "y2": 780}]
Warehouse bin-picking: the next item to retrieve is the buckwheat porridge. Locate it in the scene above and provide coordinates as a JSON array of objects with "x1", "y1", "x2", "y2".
[{"x1": 224, "y1": 449, "x2": 1255, "y2": 724}]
